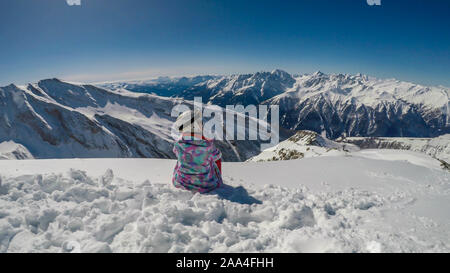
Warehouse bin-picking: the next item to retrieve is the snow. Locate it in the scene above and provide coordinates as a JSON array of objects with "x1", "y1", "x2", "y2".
[
  {"x1": 0, "y1": 149, "x2": 449, "y2": 253},
  {"x1": 354, "y1": 149, "x2": 444, "y2": 170},
  {"x1": 0, "y1": 80, "x2": 271, "y2": 161},
  {"x1": 76, "y1": 101, "x2": 174, "y2": 142},
  {"x1": 341, "y1": 135, "x2": 450, "y2": 162},
  {"x1": 0, "y1": 73, "x2": 449, "y2": 253},
  {"x1": 248, "y1": 130, "x2": 359, "y2": 162},
  {"x1": 138, "y1": 70, "x2": 449, "y2": 139},
  {"x1": 280, "y1": 73, "x2": 449, "y2": 109},
  {"x1": 0, "y1": 141, "x2": 33, "y2": 160}
]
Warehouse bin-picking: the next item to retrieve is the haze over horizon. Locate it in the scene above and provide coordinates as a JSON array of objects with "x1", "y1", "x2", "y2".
[
  {"x1": 1, "y1": 0, "x2": 449, "y2": 87},
  {"x1": 4, "y1": 69, "x2": 450, "y2": 90}
]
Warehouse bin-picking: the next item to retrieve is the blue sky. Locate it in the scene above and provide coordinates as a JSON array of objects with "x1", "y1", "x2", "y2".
[{"x1": 0, "y1": 0, "x2": 449, "y2": 86}]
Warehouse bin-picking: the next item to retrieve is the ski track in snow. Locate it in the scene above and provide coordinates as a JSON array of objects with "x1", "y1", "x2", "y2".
[{"x1": 0, "y1": 155, "x2": 449, "y2": 253}]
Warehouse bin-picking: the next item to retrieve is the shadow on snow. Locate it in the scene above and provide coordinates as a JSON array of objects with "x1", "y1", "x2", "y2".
[{"x1": 208, "y1": 184, "x2": 262, "y2": 205}]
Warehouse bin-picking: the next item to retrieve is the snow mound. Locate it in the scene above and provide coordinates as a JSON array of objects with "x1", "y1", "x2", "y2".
[
  {"x1": 248, "y1": 130, "x2": 359, "y2": 162},
  {"x1": 0, "y1": 156, "x2": 449, "y2": 252},
  {"x1": 0, "y1": 141, "x2": 33, "y2": 160}
]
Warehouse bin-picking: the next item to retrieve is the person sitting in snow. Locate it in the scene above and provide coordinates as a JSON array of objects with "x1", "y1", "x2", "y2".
[{"x1": 172, "y1": 109, "x2": 222, "y2": 193}]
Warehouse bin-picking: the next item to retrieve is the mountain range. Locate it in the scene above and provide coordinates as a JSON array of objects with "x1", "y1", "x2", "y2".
[
  {"x1": 103, "y1": 69, "x2": 449, "y2": 139},
  {"x1": 0, "y1": 79, "x2": 268, "y2": 161},
  {"x1": 1, "y1": 69, "x2": 449, "y2": 161}
]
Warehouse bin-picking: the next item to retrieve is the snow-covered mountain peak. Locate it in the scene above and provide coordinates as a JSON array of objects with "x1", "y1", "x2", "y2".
[
  {"x1": 271, "y1": 71, "x2": 449, "y2": 111},
  {"x1": 287, "y1": 130, "x2": 331, "y2": 146},
  {"x1": 270, "y1": 68, "x2": 292, "y2": 78},
  {"x1": 0, "y1": 141, "x2": 33, "y2": 160},
  {"x1": 178, "y1": 69, "x2": 296, "y2": 105},
  {"x1": 248, "y1": 130, "x2": 359, "y2": 162},
  {"x1": 39, "y1": 78, "x2": 63, "y2": 83},
  {"x1": 3, "y1": 83, "x2": 19, "y2": 89},
  {"x1": 312, "y1": 70, "x2": 325, "y2": 77}
]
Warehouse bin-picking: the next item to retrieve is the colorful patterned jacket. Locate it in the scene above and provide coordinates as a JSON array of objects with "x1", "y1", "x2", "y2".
[{"x1": 172, "y1": 135, "x2": 222, "y2": 193}]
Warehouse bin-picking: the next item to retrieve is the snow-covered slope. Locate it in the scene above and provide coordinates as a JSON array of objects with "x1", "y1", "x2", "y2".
[
  {"x1": 338, "y1": 134, "x2": 450, "y2": 162},
  {"x1": 0, "y1": 141, "x2": 33, "y2": 160},
  {"x1": 269, "y1": 72, "x2": 449, "y2": 138},
  {"x1": 248, "y1": 130, "x2": 359, "y2": 162},
  {"x1": 0, "y1": 149, "x2": 448, "y2": 253},
  {"x1": 0, "y1": 79, "x2": 267, "y2": 161},
  {"x1": 0, "y1": 80, "x2": 177, "y2": 159},
  {"x1": 249, "y1": 130, "x2": 450, "y2": 167}
]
